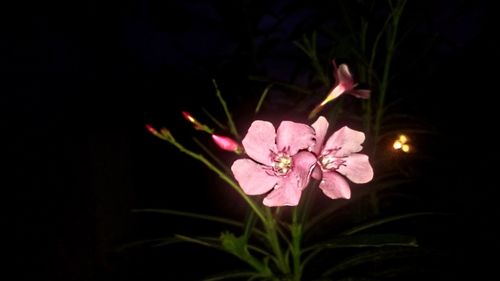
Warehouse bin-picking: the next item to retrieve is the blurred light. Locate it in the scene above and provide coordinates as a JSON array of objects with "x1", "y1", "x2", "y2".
[
  {"x1": 392, "y1": 133, "x2": 412, "y2": 153},
  {"x1": 402, "y1": 144, "x2": 410, "y2": 153},
  {"x1": 398, "y1": 134, "x2": 408, "y2": 143},
  {"x1": 393, "y1": 140, "x2": 402, "y2": 150}
]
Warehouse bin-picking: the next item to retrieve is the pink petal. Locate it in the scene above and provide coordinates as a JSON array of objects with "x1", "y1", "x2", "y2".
[
  {"x1": 263, "y1": 151, "x2": 317, "y2": 206},
  {"x1": 231, "y1": 159, "x2": 277, "y2": 195},
  {"x1": 319, "y1": 171, "x2": 351, "y2": 199},
  {"x1": 337, "y1": 153, "x2": 374, "y2": 183},
  {"x1": 349, "y1": 89, "x2": 371, "y2": 99},
  {"x1": 276, "y1": 121, "x2": 315, "y2": 155},
  {"x1": 337, "y1": 64, "x2": 354, "y2": 90},
  {"x1": 263, "y1": 185, "x2": 302, "y2": 207},
  {"x1": 311, "y1": 116, "x2": 329, "y2": 154},
  {"x1": 319, "y1": 85, "x2": 346, "y2": 106},
  {"x1": 212, "y1": 134, "x2": 240, "y2": 152},
  {"x1": 324, "y1": 126, "x2": 365, "y2": 157},
  {"x1": 311, "y1": 166, "x2": 322, "y2": 180},
  {"x1": 242, "y1": 121, "x2": 277, "y2": 166}
]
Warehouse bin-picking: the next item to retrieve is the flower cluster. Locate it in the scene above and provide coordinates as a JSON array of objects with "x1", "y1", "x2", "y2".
[{"x1": 231, "y1": 116, "x2": 374, "y2": 207}]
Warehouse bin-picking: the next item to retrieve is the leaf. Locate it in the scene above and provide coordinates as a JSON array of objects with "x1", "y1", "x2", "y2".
[
  {"x1": 303, "y1": 180, "x2": 420, "y2": 235},
  {"x1": 321, "y1": 247, "x2": 422, "y2": 277},
  {"x1": 202, "y1": 107, "x2": 228, "y2": 130},
  {"x1": 118, "y1": 235, "x2": 222, "y2": 251},
  {"x1": 116, "y1": 237, "x2": 179, "y2": 252},
  {"x1": 220, "y1": 232, "x2": 269, "y2": 273},
  {"x1": 248, "y1": 76, "x2": 313, "y2": 95},
  {"x1": 132, "y1": 208, "x2": 244, "y2": 228},
  {"x1": 340, "y1": 212, "x2": 448, "y2": 235},
  {"x1": 202, "y1": 271, "x2": 259, "y2": 281},
  {"x1": 213, "y1": 79, "x2": 239, "y2": 139},
  {"x1": 193, "y1": 137, "x2": 230, "y2": 172},
  {"x1": 221, "y1": 232, "x2": 249, "y2": 257},
  {"x1": 174, "y1": 234, "x2": 221, "y2": 248},
  {"x1": 301, "y1": 234, "x2": 417, "y2": 271},
  {"x1": 303, "y1": 234, "x2": 417, "y2": 253},
  {"x1": 255, "y1": 83, "x2": 274, "y2": 113}
]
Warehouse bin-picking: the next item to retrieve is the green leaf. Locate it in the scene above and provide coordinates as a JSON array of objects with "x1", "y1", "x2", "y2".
[
  {"x1": 303, "y1": 234, "x2": 417, "y2": 253},
  {"x1": 174, "y1": 234, "x2": 221, "y2": 248},
  {"x1": 340, "y1": 212, "x2": 448, "y2": 235},
  {"x1": 202, "y1": 107, "x2": 228, "y2": 130},
  {"x1": 202, "y1": 271, "x2": 259, "y2": 281},
  {"x1": 321, "y1": 247, "x2": 421, "y2": 277},
  {"x1": 193, "y1": 137, "x2": 229, "y2": 172},
  {"x1": 301, "y1": 234, "x2": 417, "y2": 271},
  {"x1": 116, "y1": 237, "x2": 179, "y2": 252},
  {"x1": 255, "y1": 83, "x2": 274, "y2": 113},
  {"x1": 132, "y1": 208, "x2": 244, "y2": 228},
  {"x1": 213, "y1": 79, "x2": 239, "y2": 139},
  {"x1": 303, "y1": 199, "x2": 352, "y2": 234},
  {"x1": 220, "y1": 232, "x2": 269, "y2": 273},
  {"x1": 248, "y1": 76, "x2": 313, "y2": 95},
  {"x1": 221, "y1": 232, "x2": 249, "y2": 257}
]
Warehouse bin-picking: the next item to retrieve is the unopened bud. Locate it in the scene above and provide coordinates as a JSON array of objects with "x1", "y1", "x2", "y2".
[{"x1": 212, "y1": 134, "x2": 242, "y2": 154}]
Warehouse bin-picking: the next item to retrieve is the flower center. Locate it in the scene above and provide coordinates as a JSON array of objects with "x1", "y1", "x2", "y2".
[
  {"x1": 272, "y1": 153, "x2": 293, "y2": 176},
  {"x1": 319, "y1": 154, "x2": 345, "y2": 170}
]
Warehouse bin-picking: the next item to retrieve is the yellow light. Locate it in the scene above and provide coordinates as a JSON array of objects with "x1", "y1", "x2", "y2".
[
  {"x1": 393, "y1": 140, "x2": 402, "y2": 150},
  {"x1": 398, "y1": 134, "x2": 408, "y2": 143},
  {"x1": 402, "y1": 144, "x2": 410, "y2": 153}
]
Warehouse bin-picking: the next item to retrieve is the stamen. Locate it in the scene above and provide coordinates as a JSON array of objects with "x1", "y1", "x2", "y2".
[
  {"x1": 319, "y1": 154, "x2": 346, "y2": 170},
  {"x1": 272, "y1": 153, "x2": 293, "y2": 176}
]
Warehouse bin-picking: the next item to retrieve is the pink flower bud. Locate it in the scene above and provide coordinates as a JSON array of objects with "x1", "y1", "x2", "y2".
[
  {"x1": 211, "y1": 134, "x2": 241, "y2": 153},
  {"x1": 182, "y1": 111, "x2": 197, "y2": 124},
  {"x1": 145, "y1": 124, "x2": 159, "y2": 136}
]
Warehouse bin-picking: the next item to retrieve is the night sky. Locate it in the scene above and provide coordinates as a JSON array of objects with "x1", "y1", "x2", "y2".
[{"x1": 7, "y1": 0, "x2": 498, "y2": 280}]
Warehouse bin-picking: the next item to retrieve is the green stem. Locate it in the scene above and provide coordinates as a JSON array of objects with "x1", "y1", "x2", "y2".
[
  {"x1": 291, "y1": 208, "x2": 302, "y2": 281},
  {"x1": 373, "y1": 0, "x2": 406, "y2": 149},
  {"x1": 264, "y1": 208, "x2": 289, "y2": 275},
  {"x1": 213, "y1": 79, "x2": 240, "y2": 139},
  {"x1": 164, "y1": 136, "x2": 266, "y2": 223},
  {"x1": 192, "y1": 137, "x2": 229, "y2": 172},
  {"x1": 365, "y1": 12, "x2": 393, "y2": 136},
  {"x1": 294, "y1": 32, "x2": 329, "y2": 87},
  {"x1": 255, "y1": 83, "x2": 274, "y2": 114}
]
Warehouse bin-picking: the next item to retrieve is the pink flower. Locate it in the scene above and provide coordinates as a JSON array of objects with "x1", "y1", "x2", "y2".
[
  {"x1": 231, "y1": 120, "x2": 317, "y2": 207},
  {"x1": 310, "y1": 116, "x2": 374, "y2": 199},
  {"x1": 309, "y1": 62, "x2": 370, "y2": 119},
  {"x1": 211, "y1": 134, "x2": 242, "y2": 154}
]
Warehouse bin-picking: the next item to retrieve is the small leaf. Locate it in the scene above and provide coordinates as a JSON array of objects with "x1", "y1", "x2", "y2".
[
  {"x1": 221, "y1": 232, "x2": 248, "y2": 256},
  {"x1": 255, "y1": 83, "x2": 274, "y2": 113},
  {"x1": 303, "y1": 234, "x2": 417, "y2": 253},
  {"x1": 248, "y1": 76, "x2": 313, "y2": 95},
  {"x1": 202, "y1": 271, "x2": 259, "y2": 281},
  {"x1": 220, "y1": 232, "x2": 269, "y2": 273},
  {"x1": 322, "y1": 247, "x2": 422, "y2": 276},
  {"x1": 132, "y1": 209, "x2": 244, "y2": 228},
  {"x1": 340, "y1": 212, "x2": 448, "y2": 235},
  {"x1": 116, "y1": 238, "x2": 178, "y2": 252},
  {"x1": 174, "y1": 234, "x2": 220, "y2": 248}
]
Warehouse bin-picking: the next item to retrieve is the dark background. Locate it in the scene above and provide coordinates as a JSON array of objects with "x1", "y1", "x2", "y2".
[{"x1": 6, "y1": 0, "x2": 497, "y2": 280}]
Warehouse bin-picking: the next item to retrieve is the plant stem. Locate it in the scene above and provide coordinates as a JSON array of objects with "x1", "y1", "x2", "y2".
[
  {"x1": 291, "y1": 208, "x2": 302, "y2": 281},
  {"x1": 373, "y1": 0, "x2": 406, "y2": 155},
  {"x1": 165, "y1": 136, "x2": 266, "y2": 224},
  {"x1": 264, "y1": 208, "x2": 290, "y2": 275},
  {"x1": 213, "y1": 79, "x2": 240, "y2": 139}
]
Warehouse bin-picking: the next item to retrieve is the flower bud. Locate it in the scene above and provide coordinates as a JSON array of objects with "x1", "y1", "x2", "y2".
[{"x1": 211, "y1": 134, "x2": 242, "y2": 153}]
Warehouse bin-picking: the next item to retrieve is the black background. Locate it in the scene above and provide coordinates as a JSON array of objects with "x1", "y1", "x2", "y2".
[{"x1": 6, "y1": 0, "x2": 498, "y2": 280}]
